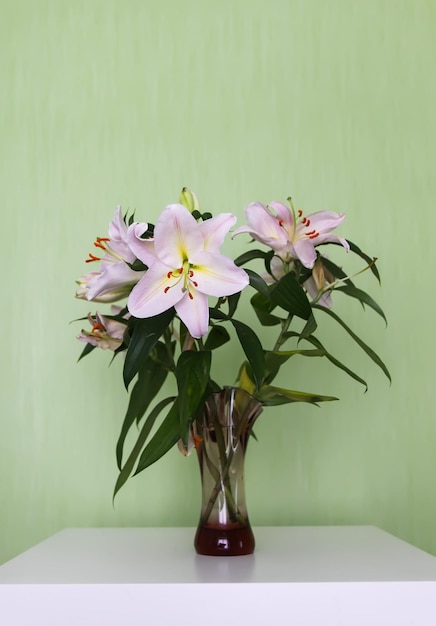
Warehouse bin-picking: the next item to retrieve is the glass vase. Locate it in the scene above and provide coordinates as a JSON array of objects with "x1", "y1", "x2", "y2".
[{"x1": 193, "y1": 387, "x2": 263, "y2": 556}]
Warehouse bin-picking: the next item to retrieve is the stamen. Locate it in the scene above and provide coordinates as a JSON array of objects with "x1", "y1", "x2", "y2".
[
  {"x1": 298, "y1": 209, "x2": 303, "y2": 217},
  {"x1": 164, "y1": 286, "x2": 170, "y2": 293},
  {"x1": 278, "y1": 219, "x2": 284, "y2": 227},
  {"x1": 189, "y1": 270, "x2": 194, "y2": 277},
  {"x1": 305, "y1": 219, "x2": 311, "y2": 227},
  {"x1": 167, "y1": 271, "x2": 173, "y2": 278},
  {"x1": 97, "y1": 237, "x2": 110, "y2": 243},
  {"x1": 188, "y1": 292, "x2": 194, "y2": 300},
  {"x1": 86, "y1": 253, "x2": 101, "y2": 263},
  {"x1": 94, "y1": 241, "x2": 106, "y2": 251},
  {"x1": 302, "y1": 217, "x2": 307, "y2": 224},
  {"x1": 309, "y1": 231, "x2": 319, "y2": 239},
  {"x1": 305, "y1": 229, "x2": 316, "y2": 236},
  {"x1": 91, "y1": 323, "x2": 105, "y2": 334},
  {"x1": 192, "y1": 281, "x2": 198, "y2": 287}
]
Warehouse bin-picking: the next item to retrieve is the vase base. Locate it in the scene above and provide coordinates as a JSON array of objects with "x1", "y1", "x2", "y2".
[{"x1": 194, "y1": 523, "x2": 255, "y2": 556}]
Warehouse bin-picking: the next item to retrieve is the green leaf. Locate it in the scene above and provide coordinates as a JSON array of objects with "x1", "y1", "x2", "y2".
[
  {"x1": 234, "y1": 248, "x2": 271, "y2": 267},
  {"x1": 270, "y1": 272, "x2": 312, "y2": 320},
  {"x1": 176, "y1": 351, "x2": 211, "y2": 445},
  {"x1": 113, "y1": 396, "x2": 175, "y2": 500},
  {"x1": 313, "y1": 304, "x2": 391, "y2": 382},
  {"x1": 245, "y1": 269, "x2": 271, "y2": 298},
  {"x1": 123, "y1": 309, "x2": 175, "y2": 389},
  {"x1": 77, "y1": 342, "x2": 96, "y2": 361},
  {"x1": 134, "y1": 400, "x2": 181, "y2": 474},
  {"x1": 151, "y1": 340, "x2": 176, "y2": 372},
  {"x1": 300, "y1": 313, "x2": 318, "y2": 339},
  {"x1": 231, "y1": 319, "x2": 265, "y2": 389},
  {"x1": 204, "y1": 326, "x2": 231, "y2": 350},
  {"x1": 227, "y1": 292, "x2": 241, "y2": 318},
  {"x1": 301, "y1": 334, "x2": 368, "y2": 391},
  {"x1": 257, "y1": 384, "x2": 338, "y2": 406},
  {"x1": 321, "y1": 257, "x2": 355, "y2": 287},
  {"x1": 251, "y1": 292, "x2": 282, "y2": 326},
  {"x1": 335, "y1": 285, "x2": 387, "y2": 325},
  {"x1": 264, "y1": 348, "x2": 325, "y2": 385},
  {"x1": 116, "y1": 357, "x2": 169, "y2": 469},
  {"x1": 324, "y1": 240, "x2": 381, "y2": 283}
]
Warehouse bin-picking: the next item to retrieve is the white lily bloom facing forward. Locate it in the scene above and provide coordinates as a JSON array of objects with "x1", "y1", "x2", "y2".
[
  {"x1": 233, "y1": 201, "x2": 349, "y2": 269},
  {"x1": 127, "y1": 204, "x2": 249, "y2": 338}
]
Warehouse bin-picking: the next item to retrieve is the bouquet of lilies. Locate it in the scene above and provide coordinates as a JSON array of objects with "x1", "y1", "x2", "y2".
[{"x1": 75, "y1": 188, "x2": 389, "y2": 497}]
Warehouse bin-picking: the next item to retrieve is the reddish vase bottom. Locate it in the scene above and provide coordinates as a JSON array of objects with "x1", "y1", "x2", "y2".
[{"x1": 194, "y1": 523, "x2": 255, "y2": 556}]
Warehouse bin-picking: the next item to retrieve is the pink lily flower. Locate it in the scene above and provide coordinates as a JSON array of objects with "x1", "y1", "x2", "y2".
[{"x1": 233, "y1": 201, "x2": 349, "y2": 269}]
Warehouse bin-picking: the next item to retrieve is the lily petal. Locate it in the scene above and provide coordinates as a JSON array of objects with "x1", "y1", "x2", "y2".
[
  {"x1": 127, "y1": 260, "x2": 184, "y2": 318},
  {"x1": 190, "y1": 252, "x2": 249, "y2": 297},
  {"x1": 199, "y1": 213, "x2": 237, "y2": 253},
  {"x1": 127, "y1": 222, "x2": 157, "y2": 266},
  {"x1": 87, "y1": 263, "x2": 143, "y2": 300},
  {"x1": 175, "y1": 290, "x2": 209, "y2": 338},
  {"x1": 154, "y1": 204, "x2": 203, "y2": 266},
  {"x1": 233, "y1": 202, "x2": 288, "y2": 251}
]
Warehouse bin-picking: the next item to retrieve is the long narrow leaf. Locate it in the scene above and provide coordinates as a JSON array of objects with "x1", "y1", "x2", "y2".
[
  {"x1": 313, "y1": 304, "x2": 391, "y2": 382},
  {"x1": 176, "y1": 351, "x2": 211, "y2": 445},
  {"x1": 77, "y1": 342, "x2": 96, "y2": 361},
  {"x1": 116, "y1": 357, "x2": 168, "y2": 469},
  {"x1": 322, "y1": 240, "x2": 381, "y2": 283},
  {"x1": 234, "y1": 249, "x2": 270, "y2": 267},
  {"x1": 335, "y1": 285, "x2": 387, "y2": 325},
  {"x1": 231, "y1": 319, "x2": 265, "y2": 389},
  {"x1": 113, "y1": 396, "x2": 175, "y2": 499},
  {"x1": 134, "y1": 400, "x2": 181, "y2": 474},
  {"x1": 123, "y1": 308, "x2": 175, "y2": 389},
  {"x1": 264, "y1": 348, "x2": 325, "y2": 385},
  {"x1": 257, "y1": 384, "x2": 338, "y2": 406}
]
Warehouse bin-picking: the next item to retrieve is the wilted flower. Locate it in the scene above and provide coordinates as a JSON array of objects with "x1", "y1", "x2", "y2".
[{"x1": 77, "y1": 310, "x2": 128, "y2": 351}]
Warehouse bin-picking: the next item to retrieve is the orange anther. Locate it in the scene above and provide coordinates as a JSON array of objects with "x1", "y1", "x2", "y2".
[{"x1": 86, "y1": 253, "x2": 101, "y2": 263}]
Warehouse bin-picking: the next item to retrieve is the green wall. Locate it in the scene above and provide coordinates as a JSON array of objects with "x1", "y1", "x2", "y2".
[{"x1": 1, "y1": 0, "x2": 435, "y2": 563}]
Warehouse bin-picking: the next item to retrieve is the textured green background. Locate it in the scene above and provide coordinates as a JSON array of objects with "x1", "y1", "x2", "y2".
[{"x1": 1, "y1": 0, "x2": 435, "y2": 564}]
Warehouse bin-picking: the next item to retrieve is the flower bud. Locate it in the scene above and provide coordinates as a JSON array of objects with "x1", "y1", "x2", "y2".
[{"x1": 179, "y1": 187, "x2": 199, "y2": 213}]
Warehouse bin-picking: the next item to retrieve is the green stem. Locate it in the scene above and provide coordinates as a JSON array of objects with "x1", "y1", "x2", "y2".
[
  {"x1": 200, "y1": 411, "x2": 248, "y2": 526},
  {"x1": 273, "y1": 313, "x2": 294, "y2": 352}
]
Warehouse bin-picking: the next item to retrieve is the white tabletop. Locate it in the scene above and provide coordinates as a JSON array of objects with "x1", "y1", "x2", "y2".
[{"x1": 1, "y1": 526, "x2": 435, "y2": 625}]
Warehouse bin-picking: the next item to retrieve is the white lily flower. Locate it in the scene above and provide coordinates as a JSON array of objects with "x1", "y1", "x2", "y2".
[
  {"x1": 84, "y1": 207, "x2": 146, "y2": 301},
  {"x1": 233, "y1": 200, "x2": 349, "y2": 269},
  {"x1": 127, "y1": 204, "x2": 249, "y2": 338}
]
